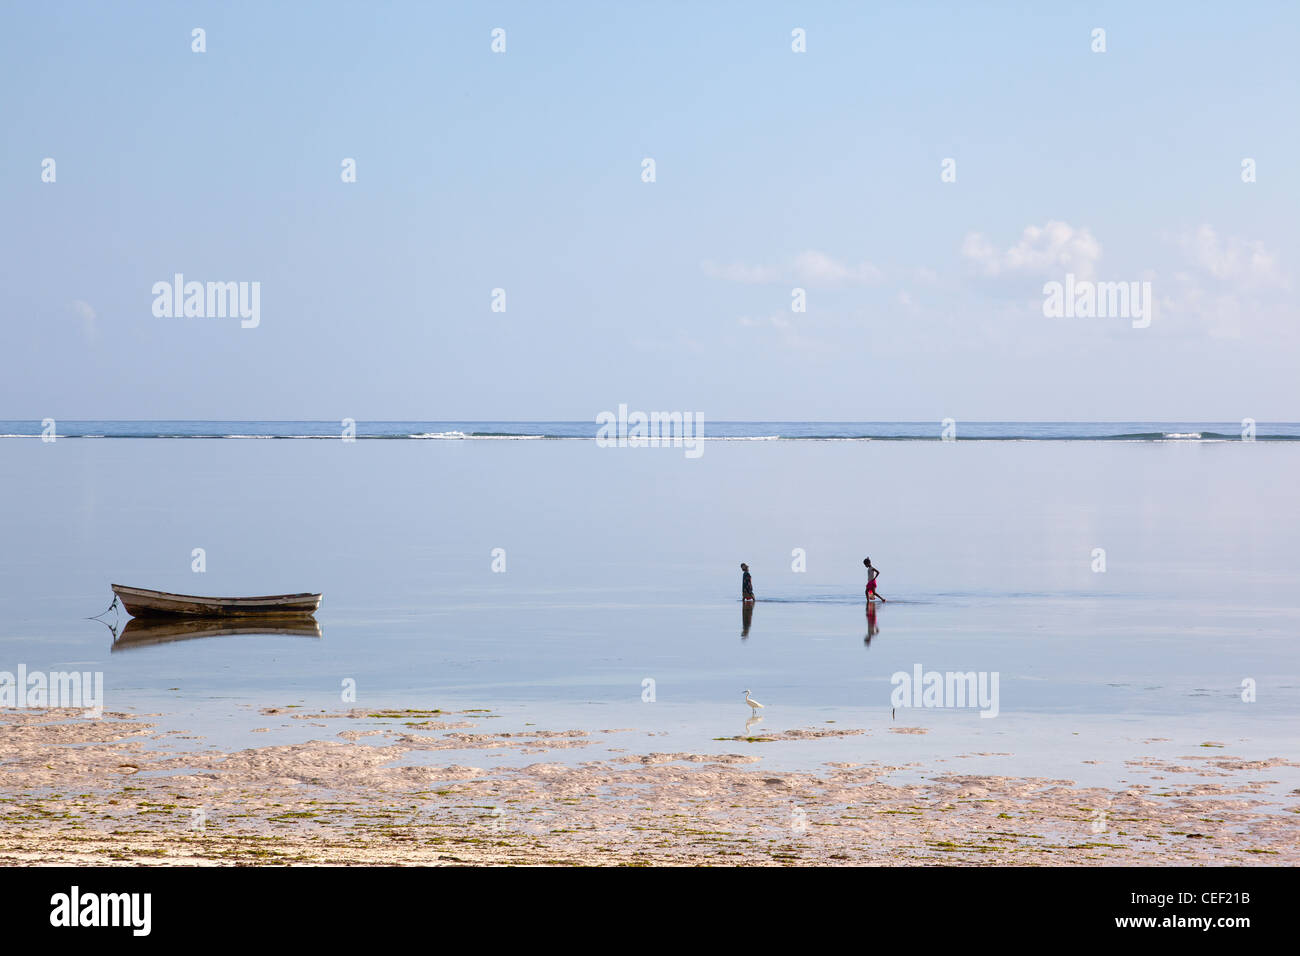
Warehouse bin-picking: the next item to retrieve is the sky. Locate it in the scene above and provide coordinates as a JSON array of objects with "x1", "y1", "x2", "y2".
[{"x1": 2, "y1": 1, "x2": 1296, "y2": 421}]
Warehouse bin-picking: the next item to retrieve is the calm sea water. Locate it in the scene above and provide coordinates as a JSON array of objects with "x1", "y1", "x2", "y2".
[
  {"x1": 2, "y1": 426, "x2": 1297, "y2": 779},
  {"x1": 3, "y1": 420, "x2": 1299, "y2": 440}
]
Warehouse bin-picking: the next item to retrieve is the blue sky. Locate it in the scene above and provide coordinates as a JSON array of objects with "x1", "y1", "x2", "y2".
[{"x1": 2, "y1": 1, "x2": 1296, "y2": 420}]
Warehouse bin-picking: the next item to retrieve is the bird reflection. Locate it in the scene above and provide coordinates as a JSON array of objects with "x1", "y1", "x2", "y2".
[
  {"x1": 741, "y1": 600, "x2": 754, "y2": 638},
  {"x1": 744, "y1": 714, "x2": 764, "y2": 735},
  {"x1": 864, "y1": 599, "x2": 880, "y2": 646}
]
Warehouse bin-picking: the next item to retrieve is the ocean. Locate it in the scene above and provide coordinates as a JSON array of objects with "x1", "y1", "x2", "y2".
[
  {"x1": 1, "y1": 423, "x2": 1297, "y2": 783},
  {"x1": 3, "y1": 420, "x2": 1299, "y2": 440}
]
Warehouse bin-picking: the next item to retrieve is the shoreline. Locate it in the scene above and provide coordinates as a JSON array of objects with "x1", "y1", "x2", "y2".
[{"x1": 1, "y1": 709, "x2": 1295, "y2": 866}]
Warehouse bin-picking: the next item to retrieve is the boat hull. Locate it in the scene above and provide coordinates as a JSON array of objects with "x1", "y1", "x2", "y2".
[{"x1": 111, "y1": 584, "x2": 322, "y2": 618}]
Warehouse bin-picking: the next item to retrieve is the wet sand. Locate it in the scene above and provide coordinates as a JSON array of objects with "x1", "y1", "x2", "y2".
[{"x1": 1, "y1": 708, "x2": 1295, "y2": 866}]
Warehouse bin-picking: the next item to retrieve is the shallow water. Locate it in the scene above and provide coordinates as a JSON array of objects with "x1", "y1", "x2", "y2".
[{"x1": 1, "y1": 435, "x2": 1297, "y2": 780}]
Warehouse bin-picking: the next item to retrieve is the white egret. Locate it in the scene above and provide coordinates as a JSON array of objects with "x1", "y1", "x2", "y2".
[{"x1": 743, "y1": 689, "x2": 764, "y2": 712}]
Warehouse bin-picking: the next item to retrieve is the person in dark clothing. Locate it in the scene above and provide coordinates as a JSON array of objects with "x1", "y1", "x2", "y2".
[{"x1": 741, "y1": 563, "x2": 755, "y2": 602}]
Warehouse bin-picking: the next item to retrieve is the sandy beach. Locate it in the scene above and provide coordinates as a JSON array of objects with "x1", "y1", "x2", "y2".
[{"x1": 3, "y1": 708, "x2": 1295, "y2": 866}]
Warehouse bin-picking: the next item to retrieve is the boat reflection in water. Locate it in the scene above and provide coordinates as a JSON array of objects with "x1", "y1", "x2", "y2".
[{"x1": 112, "y1": 615, "x2": 322, "y2": 652}]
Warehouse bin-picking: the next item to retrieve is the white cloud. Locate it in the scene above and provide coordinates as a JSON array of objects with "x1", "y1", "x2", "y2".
[
  {"x1": 737, "y1": 313, "x2": 791, "y2": 329},
  {"x1": 1176, "y1": 224, "x2": 1288, "y2": 288},
  {"x1": 734, "y1": 310, "x2": 834, "y2": 353},
  {"x1": 704, "y1": 250, "x2": 884, "y2": 286},
  {"x1": 70, "y1": 300, "x2": 98, "y2": 343},
  {"x1": 702, "y1": 261, "x2": 784, "y2": 284},
  {"x1": 962, "y1": 220, "x2": 1102, "y2": 280},
  {"x1": 790, "y1": 250, "x2": 884, "y2": 285},
  {"x1": 1154, "y1": 228, "x2": 1293, "y2": 340}
]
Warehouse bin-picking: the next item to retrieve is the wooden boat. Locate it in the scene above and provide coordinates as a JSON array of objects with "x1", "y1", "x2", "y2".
[
  {"x1": 111, "y1": 583, "x2": 322, "y2": 618},
  {"x1": 112, "y1": 615, "x2": 322, "y2": 651}
]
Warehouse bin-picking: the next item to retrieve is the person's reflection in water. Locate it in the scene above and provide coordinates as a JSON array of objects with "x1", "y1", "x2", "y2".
[
  {"x1": 864, "y1": 599, "x2": 880, "y2": 646},
  {"x1": 741, "y1": 599, "x2": 754, "y2": 638}
]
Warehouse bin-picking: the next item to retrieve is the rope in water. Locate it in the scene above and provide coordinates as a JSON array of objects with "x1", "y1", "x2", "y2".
[{"x1": 86, "y1": 595, "x2": 119, "y2": 620}]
